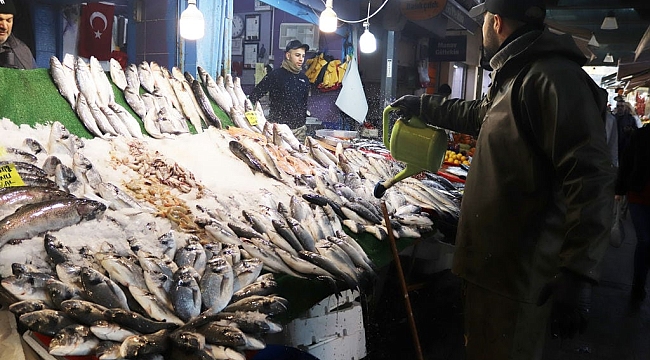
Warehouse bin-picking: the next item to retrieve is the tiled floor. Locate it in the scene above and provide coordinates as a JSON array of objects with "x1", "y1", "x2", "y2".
[{"x1": 363, "y1": 215, "x2": 650, "y2": 360}]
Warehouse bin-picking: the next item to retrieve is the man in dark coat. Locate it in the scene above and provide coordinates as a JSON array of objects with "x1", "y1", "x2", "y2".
[
  {"x1": 391, "y1": 0, "x2": 615, "y2": 358},
  {"x1": 248, "y1": 39, "x2": 311, "y2": 129},
  {"x1": 0, "y1": 0, "x2": 35, "y2": 69}
]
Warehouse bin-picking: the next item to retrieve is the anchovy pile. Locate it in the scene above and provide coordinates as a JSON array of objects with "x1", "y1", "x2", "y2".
[{"x1": 3, "y1": 234, "x2": 284, "y2": 359}]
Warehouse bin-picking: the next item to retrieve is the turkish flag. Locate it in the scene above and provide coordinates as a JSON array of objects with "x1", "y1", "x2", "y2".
[{"x1": 78, "y1": 2, "x2": 115, "y2": 60}]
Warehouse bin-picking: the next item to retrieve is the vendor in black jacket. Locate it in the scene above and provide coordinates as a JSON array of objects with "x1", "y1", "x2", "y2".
[
  {"x1": 249, "y1": 39, "x2": 310, "y2": 129},
  {"x1": 0, "y1": 0, "x2": 35, "y2": 69}
]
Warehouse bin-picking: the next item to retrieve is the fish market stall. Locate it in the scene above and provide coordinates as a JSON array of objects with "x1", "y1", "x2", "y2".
[{"x1": 0, "y1": 60, "x2": 461, "y2": 359}]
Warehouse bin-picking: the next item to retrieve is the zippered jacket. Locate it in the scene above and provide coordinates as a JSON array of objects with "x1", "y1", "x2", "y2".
[{"x1": 419, "y1": 29, "x2": 616, "y2": 302}]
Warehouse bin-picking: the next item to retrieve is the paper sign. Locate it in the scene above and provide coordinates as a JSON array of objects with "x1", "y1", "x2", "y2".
[
  {"x1": 245, "y1": 111, "x2": 259, "y2": 126},
  {"x1": 0, "y1": 163, "x2": 26, "y2": 188}
]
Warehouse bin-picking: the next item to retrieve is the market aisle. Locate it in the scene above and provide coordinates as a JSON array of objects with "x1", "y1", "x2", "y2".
[{"x1": 363, "y1": 214, "x2": 650, "y2": 360}]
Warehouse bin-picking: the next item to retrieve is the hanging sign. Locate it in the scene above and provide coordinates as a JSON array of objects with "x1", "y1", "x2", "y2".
[
  {"x1": 429, "y1": 36, "x2": 467, "y2": 62},
  {"x1": 400, "y1": 0, "x2": 447, "y2": 21}
]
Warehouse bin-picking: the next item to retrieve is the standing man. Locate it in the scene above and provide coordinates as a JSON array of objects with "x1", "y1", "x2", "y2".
[
  {"x1": 249, "y1": 39, "x2": 311, "y2": 130},
  {"x1": 391, "y1": 0, "x2": 615, "y2": 358},
  {"x1": 0, "y1": 0, "x2": 35, "y2": 69}
]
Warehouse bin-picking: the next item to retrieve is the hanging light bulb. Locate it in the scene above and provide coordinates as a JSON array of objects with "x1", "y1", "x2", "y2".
[
  {"x1": 359, "y1": 3, "x2": 376, "y2": 53},
  {"x1": 319, "y1": 0, "x2": 337, "y2": 33},
  {"x1": 180, "y1": 0, "x2": 205, "y2": 40},
  {"x1": 600, "y1": 11, "x2": 618, "y2": 30},
  {"x1": 604, "y1": 53, "x2": 614, "y2": 63}
]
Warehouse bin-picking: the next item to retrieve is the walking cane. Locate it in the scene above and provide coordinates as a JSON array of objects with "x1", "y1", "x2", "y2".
[{"x1": 381, "y1": 201, "x2": 424, "y2": 360}]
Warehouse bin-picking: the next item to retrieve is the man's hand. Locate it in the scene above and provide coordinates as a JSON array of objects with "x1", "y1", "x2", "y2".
[
  {"x1": 537, "y1": 271, "x2": 592, "y2": 339},
  {"x1": 390, "y1": 95, "x2": 421, "y2": 119}
]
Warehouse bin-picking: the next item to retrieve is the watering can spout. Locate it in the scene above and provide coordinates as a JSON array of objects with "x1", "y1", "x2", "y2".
[{"x1": 374, "y1": 106, "x2": 448, "y2": 198}]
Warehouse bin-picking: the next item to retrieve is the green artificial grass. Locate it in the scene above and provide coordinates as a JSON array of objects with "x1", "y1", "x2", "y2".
[{"x1": 0, "y1": 67, "x2": 232, "y2": 137}]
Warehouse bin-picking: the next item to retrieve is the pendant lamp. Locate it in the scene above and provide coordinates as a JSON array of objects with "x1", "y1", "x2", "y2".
[
  {"x1": 180, "y1": 0, "x2": 205, "y2": 40},
  {"x1": 319, "y1": 0, "x2": 338, "y2": 33}
]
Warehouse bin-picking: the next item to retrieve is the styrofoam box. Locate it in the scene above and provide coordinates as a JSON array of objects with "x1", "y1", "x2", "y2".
[{"x1": 267, "y1": 290, "x2": 367, "y2": 360}]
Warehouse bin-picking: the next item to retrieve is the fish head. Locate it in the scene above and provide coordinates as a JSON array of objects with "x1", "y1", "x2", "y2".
[{"x1": 76, "y1": 199, "x2": 107, "y2": 220}]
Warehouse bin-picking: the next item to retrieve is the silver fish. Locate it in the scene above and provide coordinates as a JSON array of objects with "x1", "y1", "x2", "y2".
[
  {"x1": 232, "y1": 258, "x2": 264, "y2": 293},
  {"x1": 124, "y1": 84, "x2": 147, "y2": 119},
  {"x1": 199, "y1": 256, "x2": 234, "y2": 314},
  {"x1": 97, "y1": 181, "x2": 153, "y2": 212},
  {"x1": 8, "y1": 299, "x2": 49, "y2": 317},
  {"x1": 50, "y1": 55, "x2": 78, "y2": 108},
  {"x1": 143, "y1": 269, "x2": 173, "y2": 311},
  {"x1": 125, "y1": 63, "x2": 140, "y2": 90},
  {"x1": 128, "y1": 284, "x2": 185, "y2": 325},
  {"x1": 80, "y1": 266, "x2": 130, "y2": 310},
  {"x1": 74, "y1": 56, "x2": 99, "y2": 106},
  {"x1": 0, "y1": 185, "x2": 74, "y2": 210},
  {"x1": 191, "y1": 79, "x2": 222, "y2": 128},
  {"x1": 96, "y1": 251, "x2": 147, "y2": 289},
  {"x1": 214, "y1": 311, "x2": 282, "y2": 334},
  {"x1": 85, "y1": 94, "x2": 117, "y2": 136},
  {"x1": 138, "y1": 61, "x2": 156, "y2": 93},
  {"x1": 1, "y1": 275, "x2": 53, "y2": 305},
  {"x1": 90, "y1": 55, "x2": 115, "y2": 106},
  {"x1": 91, "y1": 320, "x2": 140, "y2": 342},
  {"x1": 101, "y1": 105, "x2": 133, "y2": 137},
  {"x1": 120, "y1": 329, "x2": 170, "y2": 358},
  {"x1": 274, "y1": 246, "x2": 334, "y2": 278},
  {"x1": 95, "y1": 341, "x2": 122, "y2": 360},
  {"x1": 60, "y1": 299, "x2": 109, "y2": 326},
  {"x1": 222, "y1": 295, "x2": 288, "y2": 316},
  {"x1": 106, "y1": 308, "x2": 178, "y2": 334},
  {"x1": 109, "y1": 58, "x2": 128, "y2": 91},
  {"x1": 171, "y1": 266, "x2": 202, "y2": 322},
  {"x1": 19, "y1": 309, "x2": 76, "y2": 337},
  {"x1": 230, "y1": 273, "x2": 277, "y2": 303},
  {"x1": 175, "y1": 238, "x2": 207, "y2": 277},
  {"x1": 46, "y1": 278, "x2": 82, "y2": 308},
  {"x1": 169, "y1": 330, "x2": 206, "y2": 352},
  {"x1": 171, "y1": 77, "x2": 204, "y2": 133},
  {"x1": 109, "y1": 102, "x2": 144, "y2": 138},
  {"x1": 0, "y1": 198, "x2": 106, "y2": 246},
  {"x1": 49, "y1": 324, "x2": 100, "y2": 356}
]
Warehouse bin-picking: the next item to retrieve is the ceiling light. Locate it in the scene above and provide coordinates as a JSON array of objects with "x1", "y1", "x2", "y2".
[
  {"x1": 359, "y1": 3, "x2": 376, "y2": 53},
  {"x1": 588, "y1": 33, "x2": 600, "y2": 47},
  {"x1": 601, "y1": 11, "x2": 618, "y2": 30},
  {"x1": 180, "y1": 0, "x2": 205, "y2": 40},
  {"x1": 604, "y1": 53, "x2": 614, "y2": 63},
  {"x1": 319, "y1": 0, "x2": 337, "y2": 33}
]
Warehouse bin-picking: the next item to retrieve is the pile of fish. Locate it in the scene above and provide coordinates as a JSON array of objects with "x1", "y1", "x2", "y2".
[
  {"x1": 3, "y1": 236, "x2": 286, "y2": 359},
  {"x1": 50, "y1": 55, "x2": 263, "y2": 139}
]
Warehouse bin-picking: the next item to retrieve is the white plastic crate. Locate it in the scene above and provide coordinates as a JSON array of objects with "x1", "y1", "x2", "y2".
[{"x1": 268, "y1": 290, "x2": 367, "y2": 360}]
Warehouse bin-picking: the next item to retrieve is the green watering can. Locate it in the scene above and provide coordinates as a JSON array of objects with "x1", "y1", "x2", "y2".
[{"x1": 373, "y1": 106, "x2": 448, "y2": 198}]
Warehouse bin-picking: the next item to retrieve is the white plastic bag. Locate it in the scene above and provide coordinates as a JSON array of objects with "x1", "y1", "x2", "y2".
[{"x1": 610, "y1": 197, "x2": 627, "y2": 248}]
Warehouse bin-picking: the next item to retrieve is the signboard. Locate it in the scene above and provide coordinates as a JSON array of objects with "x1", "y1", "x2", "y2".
[
  {"x1": 400, "y1": 0, "x2": 447, "y2": 21},
  {"x1": 429, "y1": 36, "x2": 467, "y2": 62}
]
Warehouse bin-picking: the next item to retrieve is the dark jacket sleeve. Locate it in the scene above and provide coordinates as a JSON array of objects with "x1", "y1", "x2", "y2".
[{"x1": 418, "y1": 95, "x2": 489, "y2": 136}]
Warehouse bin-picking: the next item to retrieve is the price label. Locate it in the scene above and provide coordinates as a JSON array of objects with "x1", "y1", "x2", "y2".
[
  {"x1": 244, "y1": 111, "x2": 258, "y2": 126},
  {"x1": 0, "y1": 163, "x2": 26, "y2": 188}
]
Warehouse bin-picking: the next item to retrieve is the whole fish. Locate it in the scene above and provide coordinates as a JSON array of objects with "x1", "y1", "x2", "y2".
[
  {"x1": 2, "y1": 146, "x2": 37, "y2": 163},
  {"x1": 60, "y1": 299, "x2": 109, "y2": 326},
  {"x1": 223, "y1": 74, "x2": 240, "y2": 109},
  {"x1": 274, "y1": 246, "x2": 335, "y2": 279},
  {"x1": 101, "y1": 105, "x2": 133, "y2": 137},
  {"x1": 109, "y1": 102, "x2": 145, "y2": 138},
  {"x1": 241, "y1": 238, "x2": 302, "y2": 277},
  {"x1": 169, "y1": 330, "x2": 206, "y2": 352},
  {"x1": 0, "y1": 160, "x2": 47, "y2": 178},
  {"x1": 222, "y1": 295, "x2": 288, "y2": 316},
  {"x1": 171, "y1": 266, "x2": 202, "y2": 322},
  {"x1": 190, "y1": 79, "x2": 222, "y2": 128},
  {"x1": 230, "y1": 273, "x2": 277, "y2": 303},
  {"x1": 90, "y1": 56, "x2": 115, "y2": 106},
  {"x1": 125, "y1": 63, "x2": 141, "y2": 90},
  {"x1": 96, "y1": 251, "x2": 147, "y2": 289},
  {"x1": 232, "y1": 258, "x2": 264, "y2": 293},
  {"x1": 128, "y1": 284, "x2": 185, "y2": 325},
  {"x1": 80, "y1": 266, "x2": 130, "y2": 310},
  {"x1": 229, "y1": 107, "x2": 255, "y2": 132},
  {"x1": 195, "y1": 322, "x2": 264, "y2": 350},
  {"x1": 0, "y1": 198, "x2": 106, "y2": 247},
  {"x1": 271, "y1": 219, "x2": 304, "y2": 252},
  {"x1": 171, "y1": 77, "x2": 204, "y2": 133},
  {"x1": 109, "y1": 58, "x2": 128, "y2": 90},
  {"x1": 49, "y1": 324, "x2": 100, "y2": 356},
  {"x1": 299, "y1": 250, "x2": 359, "y2": 289},
  {"x1": 54, "y1": 163, "x2": 79, "y2": 193},
  {"x1": 138, "y1": 61, "x2": 156, "y2": 93},
  {"x1": 209, "y1": 75, "x2": 233, "y2": 114},
  {"x1": 91, "y1": 320, "x2": 140, "y2": 342},
  {"x1": 56, "y1": 262, "x2": 84, "y2": 289},
  {"x1": 46, "y1": 278, "x2": 82, "y2": 308},
  {"x1": 19, "y1": 309, "x2": 76, "y2": 336},
  {"x1": 95, "y1": 341, "x2": 122, "y2": 360},
  {"x1": 239, "y1": 137, "x2": 283, "y2": 180},
  {"x1": 199, "y1": 256, "x2": 233, "y2": 314},
  {"x1": 174, "y1": 239, "x2": 207, "y2": 278},
  {"x1": 97, "y1": 181, "x2": 154, "y2": 212},
  {"x1": 143, "y1": 269, "x2": 173, "y2": 311},
  {"x1": 105, "y1": 308, "x2": 179, "y2": 334},
  {"x1": 74, "y1": 57, "x2": 99, "y2": 107},
  {"x1": 120, "y1": 329, "x2": 171, "y2": 358},
  {"x1": 124, "y1": 84, "x2": 148, "y2": 119},
  {"x1": 213, "y1": 311, "x2": 282, "y2": 334},
  {"x1": 50, "y1": 55, "x2": 78, "y2": 108},
  {"x1": 0, "y1": 185, "x2": 74, "y2": 210},
  {"x1": 8, "y1": 299, "x2": 49, "y2": 317},
  {"x1": 85, "y1": 95, "x2": 117, "y2": 136}
]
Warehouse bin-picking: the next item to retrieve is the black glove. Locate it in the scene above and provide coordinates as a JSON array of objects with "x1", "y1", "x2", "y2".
[
  {"x1": 537, "y1": 270, "x2": 592, "y2": 339},
  {"x1": 390, "y1": 95, "x2": 421, "y2": 119}
]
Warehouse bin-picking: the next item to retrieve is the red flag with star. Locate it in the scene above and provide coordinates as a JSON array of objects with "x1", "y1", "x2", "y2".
[{"x1": 78, "y1": 2, "x2": 115, "y2": 60}]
